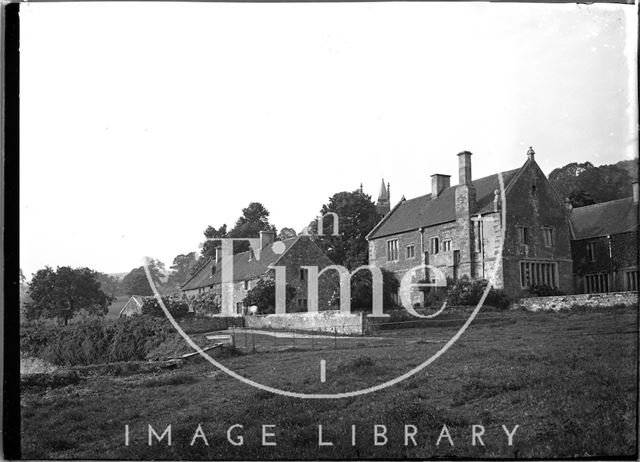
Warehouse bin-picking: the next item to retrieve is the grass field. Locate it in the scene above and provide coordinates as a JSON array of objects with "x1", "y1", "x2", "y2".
[
  {"x1": 106, "y1": 296, "x2": 130, "y2": 319},
  {"x1": 21, "y1": 307, "x2": 638, "y2": 459}
]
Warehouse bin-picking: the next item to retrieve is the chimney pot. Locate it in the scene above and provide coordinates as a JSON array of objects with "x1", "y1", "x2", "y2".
[
  {"x1": 431, "y1": 174, "x2": 451, "y2": 198},
  {"x1": 259, "y1": 230, "x2": 276, "y2": 249},
  {"x1": 457, "y1": 151, "x2": 472, "y2": 186}
]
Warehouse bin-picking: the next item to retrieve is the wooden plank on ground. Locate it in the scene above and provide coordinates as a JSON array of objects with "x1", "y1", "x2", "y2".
[{"x1": 180, "y1": 343, "x2": 223, "y2": 359}]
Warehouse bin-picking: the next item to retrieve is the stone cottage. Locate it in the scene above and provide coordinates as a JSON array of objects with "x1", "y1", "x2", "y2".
[
  {"x1": 569, "y1": 182, "x2": 639, "y2": 293},
  {"x1": 181, "y1": 231, "x2": 337, "y2": 315},
  {"x1": 366, "y1": 148, "x2": 574, "y2": 302}
]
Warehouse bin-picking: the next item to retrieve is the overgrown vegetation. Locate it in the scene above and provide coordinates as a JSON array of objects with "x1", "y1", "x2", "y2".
[
  {"x1": 140, "y1": 296, "x2": 191, "y2": 319},
  {"x1": 20, "y1": 316, "x2": 180, "y2": 366},
  {"x1": 446, "y1": 276, "x2": 507, "y2": 309},
  {"x1": 242, "y1": 278, "x2": 297, "y2": 314},
  {"x1": 188, "y1": 291, "x2": 221, "y2": 317},
  {"x1": 549, "y1": 159, "x2": 636, "y2": 207}
]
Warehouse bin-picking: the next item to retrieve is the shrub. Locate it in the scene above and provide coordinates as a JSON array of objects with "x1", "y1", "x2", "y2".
[
  {"x1": 447, "y1": 276, "x2": 511, "y2": 310},
  {"x1": 141, "y1": 296, "x2": 190, "y2": 319},
  {"x1": 421, "y1": 277, "x2": 455, "y2": 307},
  {"x1": 20, "y1": 316, "x2": 180, "y2": 366},
  {"x1": 188, "y1": 291, "x2": 221, "y2": 317},
  {"x1": 484, "y1": 289, "x2": 512, "y2": 310},
  {"x1": 242, "y1": 278, "x2": 297, "y2": 314},
  {"x1": 526, "y1": 284, "x2": 564, "y2": 297},
  {"x1": 331, "y1": 267, "x2": 400, "y2": 312}
]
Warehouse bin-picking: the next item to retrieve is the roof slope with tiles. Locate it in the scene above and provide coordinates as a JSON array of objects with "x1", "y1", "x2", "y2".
[
  {"x1": 181, "y1": 236, "x2": 300, "y2": 291},
  {"x1": 368, "y1": 168, "x2": 520, "y2": 240},
  {"x1": 570, "y1": 197, "x2": 638, "y2": 240}
]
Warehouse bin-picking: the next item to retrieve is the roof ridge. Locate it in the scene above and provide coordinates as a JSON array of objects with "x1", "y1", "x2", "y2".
[
  {"x1": 572, "y1": 196, "x2": 634, "y2": 211},
  {"x1": 401, "y1": 168, "x2": 520, "y2": 204}
]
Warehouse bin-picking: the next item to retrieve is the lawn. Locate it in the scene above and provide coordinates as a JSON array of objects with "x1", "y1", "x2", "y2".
[{"x1": 21, "y1": 307, "x2": 638, "y2": 459}]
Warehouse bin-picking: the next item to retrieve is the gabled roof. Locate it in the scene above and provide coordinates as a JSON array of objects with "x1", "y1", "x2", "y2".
[
  {"x1": 119, "y1": 295, "x2": 145, "y2": 316},
  {"x1": 570, "y1": 197, "x2": 638, "y2": 240},
  {"x1": 180, "y1": 236, "x2": 300, "y2": 291},
  {"x1": 368, "y1": 168, "x2": 520, "y2": 239}
]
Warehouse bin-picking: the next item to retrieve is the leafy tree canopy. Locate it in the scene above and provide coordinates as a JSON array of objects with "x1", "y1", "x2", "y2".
[
  {"x1": 277, "y1": 227, "x2": 297, "y2": 241},
  {"x1": 95, "y1": 272, "x2": 124, "y2": 298},
  {"x1": 167, "y1": 252, "x2": 197, "y2": 289},
  {"x1": 549, "y1": 160, "x2": 635, "y2": 207},
  {"x1": 340, "y1": 267, "x2": 400, "y2": 311},
  {"x1": 122, "y1": 259, "x2": 165, "y2": 296},
  {"x1": 308, "y1": 190, "x2": 379, "y2": 270},
  {"x1": 25, "y1": 266, "x2": 113, "y2": 325},
  {"x1": 195, "y1": 202, "x2": 278, "y2": 272}
]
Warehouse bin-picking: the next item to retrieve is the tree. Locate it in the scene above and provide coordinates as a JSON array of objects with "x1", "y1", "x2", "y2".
[
  {"x1": 548, "y1": 161, "x2": 595, "y2": 200},
  {"x1": 95, "y1": 272, "x2": 123, "y2": 298},
  {"x1": 341, "y1": 267, "x2": 400, "y2": 311},
  {"x1": 167, "y1": 252, "x2": 197, "y2": 289},
  {"x1": 277, "y1": 227, "x2": 297, "y2": 241},
  {"x1": 200, "y1": 224, "x2": 228, "y2": 261},
  {"x1": 309, "y1": 190, "x2": 379, "y2": 270},
  {"x1": 196, "y1": 202, "x2": 277, "y2": 265},
  {"x1": 122, "y1": 260, "x2": 165, "y2": 296},
  {"x1": 567, "y1": 190, "x2": 596, "y2": 208},
  {"x1": 25, "y1": 266, "x2": 113, "y2": 325},
  {"x1": 549, "y1": 160, "x2": 633, "y2": 207},
  {"x1": 228, "y1": 202, "x2": 277, "y2": 253},
  {"x1": 242, "y1": 278, "x2": 297, "y2": 314}
]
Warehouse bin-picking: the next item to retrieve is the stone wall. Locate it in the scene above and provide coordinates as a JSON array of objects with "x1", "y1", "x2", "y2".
[
  {"x1": 244, "y1": 310, "x2": 364, "y2": 335},
  {"x1": 517, "y1": 291, "x2": 638, "y2": 311}
]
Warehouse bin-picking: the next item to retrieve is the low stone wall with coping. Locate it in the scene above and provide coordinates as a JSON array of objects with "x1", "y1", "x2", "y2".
[
  {"x1": 244, "y1": 311, "x2": 365, "y2": 335},
  {"x1": 517, "y1": 291, "x2": 638, "y2": 312}
]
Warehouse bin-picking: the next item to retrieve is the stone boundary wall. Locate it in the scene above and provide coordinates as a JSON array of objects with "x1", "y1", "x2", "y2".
[
  {"x1": 244, "y1": 311, "x2": 364, "y2": 335},
  {"x1": 517, "y1": 291, "x2": 638, "y2": 312},
  {"x1": 180, "y1": 315, "x2": 244, "y2": 332}
]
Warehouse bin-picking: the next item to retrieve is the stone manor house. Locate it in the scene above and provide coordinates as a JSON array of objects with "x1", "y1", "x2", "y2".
[
  {"x1": 179, "y1": 148, "x2": 637, "y2": 313},
  {"x1": 367, "y1": 148, "x2": 639, "y2": 302}
]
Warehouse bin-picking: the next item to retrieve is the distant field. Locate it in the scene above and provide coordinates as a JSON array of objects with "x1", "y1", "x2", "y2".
[
  {"x1": 21, "y1": 307, "x2": 638, "y2": 460},
  {"x1": 106, "y1": 296, "x2": 130, "y2": 319}
]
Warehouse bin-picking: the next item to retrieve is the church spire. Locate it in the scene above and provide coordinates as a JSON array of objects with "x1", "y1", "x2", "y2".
[
  {"x1": 378, "y1": 179, "x2": 388, "y2": 202},
  {"x1": 376, "y1": 178, "x2": 390, "y2": 216}
]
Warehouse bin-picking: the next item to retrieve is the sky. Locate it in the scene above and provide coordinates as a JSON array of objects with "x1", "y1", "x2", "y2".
[{"x1": 19, "y1": 1, "x2": 638, "y2": 278}]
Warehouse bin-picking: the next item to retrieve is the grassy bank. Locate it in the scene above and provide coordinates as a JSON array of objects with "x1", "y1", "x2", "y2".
[{"x1": 21, "y1": 307, "x2": 638, "y2": 459}]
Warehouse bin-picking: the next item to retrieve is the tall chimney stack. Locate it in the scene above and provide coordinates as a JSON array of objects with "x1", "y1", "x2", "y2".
[
  {"x1": 454, "y1": 150, "x2": 476, "y2": 279},
  {"x1": 457, "y1": 151, "x2": 472, "y2": 185},
  {"x1": 633, "y1": 181, "x2": 639, "y2": 204},
  {"x1": 259, "y1": 230, "x2": 276, "y2": 249},
  {"x1": 431, "y1": 174, "x2": 451, "y2": 198}
]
